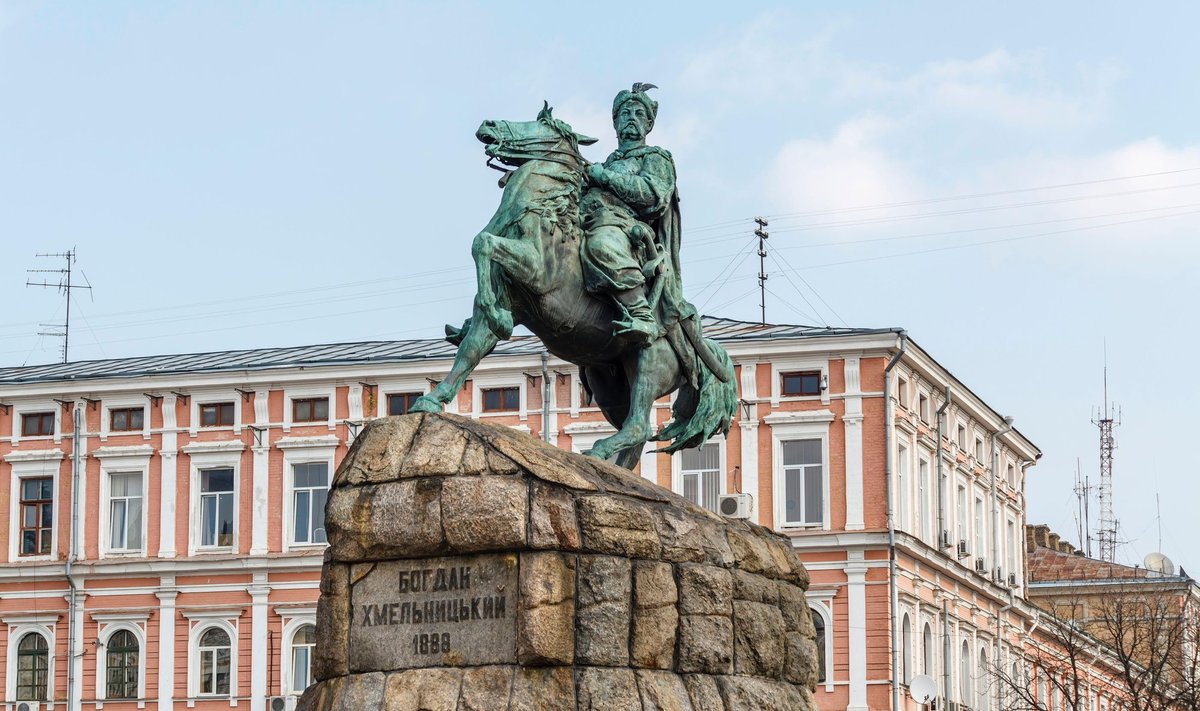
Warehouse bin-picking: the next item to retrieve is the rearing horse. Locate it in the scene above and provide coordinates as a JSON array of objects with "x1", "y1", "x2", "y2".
[{"x1": 410, "y1": 104, "x2": 737, "y2": 469}]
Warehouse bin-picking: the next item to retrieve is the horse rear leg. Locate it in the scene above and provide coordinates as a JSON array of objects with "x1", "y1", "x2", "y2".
[
  {"x1": 410, "y1": 307, "x2": 500, "y2": 413},
  {"x1": 585, "y1": 340, "x2": 676, "y2": 463}
]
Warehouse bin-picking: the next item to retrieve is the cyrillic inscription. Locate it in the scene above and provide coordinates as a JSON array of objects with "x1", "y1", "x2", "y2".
[{"x1": 348, "y1": 554, "x2": 517, "y2": 671}]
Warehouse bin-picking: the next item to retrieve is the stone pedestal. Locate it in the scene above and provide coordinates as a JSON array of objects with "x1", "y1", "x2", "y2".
[{"x1": 299, "y1": 413, "x2": 817, "y2": 711}]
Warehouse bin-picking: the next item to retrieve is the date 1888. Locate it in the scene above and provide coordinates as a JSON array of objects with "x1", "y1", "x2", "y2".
[{"x1": 412, "y1": 632, "x2": 451, "y2": 655}]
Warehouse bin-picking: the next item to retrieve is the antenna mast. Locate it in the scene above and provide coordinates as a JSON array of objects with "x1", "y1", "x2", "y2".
[
  {"x1": 26, "y1": 248, "x2": 92, "y2": 364},
  {"x1": 1092, "y1": 353, "x2": 1120, "y2": 563},
  {"x1": 1073, "y1": 458, "x2": 1092, "y2": 557},
  {"x1": 754, "y1": 217, "x2": 769, "y2": 324}
]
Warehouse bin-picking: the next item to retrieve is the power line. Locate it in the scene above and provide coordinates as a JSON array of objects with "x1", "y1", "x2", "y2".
[{"x1": 765, "y1": 251, "x2": 832, "y2": 327}]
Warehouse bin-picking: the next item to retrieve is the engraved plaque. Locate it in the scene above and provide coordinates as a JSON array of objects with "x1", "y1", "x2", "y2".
[{"x1": 348, "y1": 553, "x2": 518, "y2": 671}]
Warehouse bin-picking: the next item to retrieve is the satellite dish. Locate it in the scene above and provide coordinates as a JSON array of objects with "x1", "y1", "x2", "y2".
[
  {"x1": 909, "y1": 674, "x2": 937, "y2": 705},
  {"x1": 1144, "y1": 552, "x2": 1175, "y2": 576}
]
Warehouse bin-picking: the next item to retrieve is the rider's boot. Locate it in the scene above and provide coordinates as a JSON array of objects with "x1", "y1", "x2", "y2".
[{"x1": 613, "y1": 287, "x2": 659, "y2": 347}]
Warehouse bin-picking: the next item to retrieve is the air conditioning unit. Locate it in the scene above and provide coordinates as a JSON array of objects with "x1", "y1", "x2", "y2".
[
  {"x1": 16, "y1": 703, "x2": 34, "y2": 711},
  {"x1": 269, "y1": 697, "x2": 289, "y2": 711},
  {"x1": 993, "y1": 567, "x2": 1004, "y2": 584},
  {"x1": 1008, "y1": 573, "x2": 1020, "y2": 588},
  {"x1": 718, "y1": 493, "x2": 752, "y2": 519},
  {"x1": 974, "y1": 557, "x2": 987, "y2": 574},
  {"x1": 957, "y1": 540, "x2": 970, "y2": 558},
  {"x1": 939, "y1": 529, "x2": 953, "y2": 550}
]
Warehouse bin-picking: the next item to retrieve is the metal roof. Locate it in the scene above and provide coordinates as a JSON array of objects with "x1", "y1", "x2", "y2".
[{"x1": 0, "y1": 316, "x2": 897, "y2": 386}]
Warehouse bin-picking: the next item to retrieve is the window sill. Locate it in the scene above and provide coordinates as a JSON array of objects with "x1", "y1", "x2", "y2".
[
  {"x1": 103, "y1": 549, "x2": 147, "y2": 558},
  {"x1": 287, "y1": 542, "x2": 329, "y2": 551},
  {"x1": 194, "y1": 547, "x2": 235, "y2": 555}
]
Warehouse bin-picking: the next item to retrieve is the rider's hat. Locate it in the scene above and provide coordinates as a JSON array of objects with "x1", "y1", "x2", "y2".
[{"x1": 612, "y1": 82, "x2": 659, "y2": 125}]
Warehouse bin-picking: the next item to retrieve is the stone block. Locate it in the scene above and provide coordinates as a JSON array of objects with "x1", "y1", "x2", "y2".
[
  {"x1": 733, "y1": 600, "x2": 785, "y2": 678},
  {"x1": 508, "y1": 667, "x2": 576, "y2": 711},
  {"x1": 576, "y1": 555, "x2": 632, "y2": 665},
  {"x1": 578, "y1": 495, "x2": 662, "y2": 558},
  {"x1": 784, "y1": 633, "x2": 820, "y2": 688},
  {"x1": 732, "y1": 569, "x2": 779, "y2": 605},
  {"x1": 337, "y1": 672, "x2": 387, "y2": 709},
  {"x1": 724, "y1": 526, "x2": 776, "y2": 577},
  {"x1": 658, "y1": 510, "x2": 734, "y2": 566},
  {"x1": 336, "y1": 415, "x2": 422, "y2": 486},
  {"x1": 777, "y1": 583, "x2": 814, "y2": 637},
  {"x1": 678, "y1": 565, "x2": 732, "y2": 616},
  {"x1": 383, "y1": 668, "x2": 463, "y2": 711},
  {"x1": 715, "y1": 675, "x2": 807, "y2": 711},
  {"x1": 516, "y1": 552, "x2": 576, "y2": 665},
  {"x1": 637, "y1": 669, "x2": 695, "y2": 711},
  {"x1": 458, "y1": 666, "x2": 515, "y2": 711},
  {"x1": 677, "y1": 615, "x2": 733, "y2": 674},
  {"x1": 577, "y1": 667, "x2": 643, "y2": 711},
  {"x1": 402, "y1": 415, "x2": 473, "y2": 475},
  {"x1": 682, "y1": 674, "x2": 726, "y2": 711},
  {"x1": 327, "y1": 479, "x2": 445, "y2": 561},
  {"x1": 632, "y1": 561, "x2": 678, "y2": 669},
  {"x1": 530, "y1": 482, "x2": 580, "y2": 550},
  {"x1": 313, "y1": 562, "x2": 349, "y2": 680},
  {"x1": 441, "y1": 476, "x2": 528, "y2": 551}
]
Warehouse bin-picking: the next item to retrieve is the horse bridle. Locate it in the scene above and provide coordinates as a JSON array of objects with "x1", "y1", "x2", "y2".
[{"x1": 485, "y1": 132, "x2": 587, "y2": 176}]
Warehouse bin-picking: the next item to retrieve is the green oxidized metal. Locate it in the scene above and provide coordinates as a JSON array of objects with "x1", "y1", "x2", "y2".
[{"x1": 411, "y1": 84, "x2": 737, "y2": 469}]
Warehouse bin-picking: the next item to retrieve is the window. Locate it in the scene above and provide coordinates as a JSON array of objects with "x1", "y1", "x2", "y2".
[
  {"x1": 919, "y1": 459, "x2": 932, "y2": 544},
  {"x1": 290, "y1": 625, "x2": 316, "y2": 694},
  {"x1": 19, "y1": 477, "x2": 54, "y2": 556},
  {"x1": 105, "y1": 629, "x2": 139, "y2": 699},
  {"x1": 387, "y1": 392, "x2": 423, "y2": 416},
  {"x1": 902, "y1": 614, "x2": 913, "y2": 683},
  {"x1": 680, "y1": 443, "x2": 720, "y2": 513},
  {"x1": 782, "y1": 439, "x2": 823, "y2": 526},
  {"x1": 918, "y1": 393, "x2": 930, "y2": 423},
  {"x1": 960, "y1": 640, "x2": 972, "y2": 704},
  {"x1": 975, "y1": 436, "x2": 985, "y2": 461},
  {"x1": 974, "y1": 497, "x2": 985, "y2": 567},
  {"x1": 197, "y1": 627, "x2": 231, "y2": 696},
  {"x1": 812, "y1": 609, "x2": 826, "y2": 683},
  {"x1": 21, "y1": 412, "x2": 54, "y2": 437},
  {"x1": 481, "y1": 386, "x2": 519, "y2": 413},
  {"x1": 292, "y1": 462, "x2": 329, "y2": 545},
  {"x1": 956, "y1": 424, "x2": 966, "y2": 449},
  {"x1": 200, "y1": 402, "x2": 235, "y2": 427},
  {"x1": 1006, "y1": 463, "x2": 1016, "y2": 487},
  {"x1": 15, "y1": 632, "x2": 49, "y2": 700},
  {"x1": 897, "y1": 378, "x2": 909, "y2": 407},
  {"x1": 781, "y1": 371, "x2": 821, "y2": 396},
  {"x1": 1006, "y1": 521, "x2": 1017, "y2": 578},
  {"x1": 199, "y1": 468, "x2": 234, "y2": 548},
  {"x1": 292, "y1": 397, "x2": 329, "y2": 423},
  {"x1": 110, "y1": 407, "x2": 145, "y2": 432},
  {"x1": 956, "y1": 485, "x2": 968, "y2": 547},
  {"x1": 977, "y1": 648, "x2": 990, "y2": 710},
  {"x1": 922, "y1": 623, "x2": 934, "y2": 675},
  {"x1": 897, "y1": 444, "x2": 910, "y2": 532},
  {"x1": 108, "y1": 472, "x2": 144, "y2": 552}
]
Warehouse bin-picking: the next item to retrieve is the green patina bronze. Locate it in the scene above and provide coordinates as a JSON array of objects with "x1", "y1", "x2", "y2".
[{"x1": 411, "y1": 84, "x2": 738, "y2": 469}]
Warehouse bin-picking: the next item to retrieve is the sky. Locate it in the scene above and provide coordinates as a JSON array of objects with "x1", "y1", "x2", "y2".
[{"x1": 1, "y1": 1, "x2": 1198, "y2": 573}]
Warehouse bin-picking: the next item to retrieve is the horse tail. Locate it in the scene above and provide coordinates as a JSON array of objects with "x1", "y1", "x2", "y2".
[{"x1": 653, "y1": 338, "x2": 737, "y2": 453}]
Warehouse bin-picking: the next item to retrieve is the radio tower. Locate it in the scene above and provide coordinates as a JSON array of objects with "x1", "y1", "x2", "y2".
[{"x1": 1092, "y1": 359, "x2": 1120, "y2": 563}]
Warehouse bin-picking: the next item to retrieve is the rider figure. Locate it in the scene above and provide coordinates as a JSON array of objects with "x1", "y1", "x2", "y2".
[{"x1": 581, "y1": 83, "x2": 675, "y2": 347}]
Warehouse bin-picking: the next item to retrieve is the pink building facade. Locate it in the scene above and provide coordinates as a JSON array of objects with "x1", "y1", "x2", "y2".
[{"x1": 0, "y1": 318, "x2": 1134, "y2": 711}]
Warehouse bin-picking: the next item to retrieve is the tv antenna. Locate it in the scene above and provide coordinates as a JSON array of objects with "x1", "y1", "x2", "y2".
[{"x1": 26, "y1": 248, "x2": 92, "y2": 364}]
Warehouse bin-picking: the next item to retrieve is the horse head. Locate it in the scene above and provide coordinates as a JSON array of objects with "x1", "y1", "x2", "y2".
[{"x1": 476, "y1": 102, "x2": 598, "y2": 172}]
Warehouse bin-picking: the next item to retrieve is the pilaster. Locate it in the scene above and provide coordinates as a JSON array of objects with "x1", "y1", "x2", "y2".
[
  {"x1": 843, "y1": 357, "x2": 865, "y2": 531},
  {"x1": 156, "y1": 582, "x2": 178, "y2": 711},
  {"x1": 159, "y1": 394, "x2": 178, "y2": 558},
  {"x1": 737, "y1": 361, "x2": 760, "y2": 523},
  {"x1": 847, "y1": 551, "x2": 869, "y2": 711},
  {"x1": 250, "y1": 390, "x2": 270, "y2": 556},
  {"x1": 249, "y1": 577, "x2": 271, "y2": 710}
]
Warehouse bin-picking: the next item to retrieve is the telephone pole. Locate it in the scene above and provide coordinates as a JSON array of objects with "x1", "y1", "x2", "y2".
[
  {"x1": 754, "y1": 217, "x2": 769, "y2": 324},
  {"x1": 26, "y1": 248, "x2": 91, "y2": 364}
]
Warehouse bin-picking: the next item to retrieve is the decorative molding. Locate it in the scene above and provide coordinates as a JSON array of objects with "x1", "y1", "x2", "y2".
[
  {"x1": 275, "y1": 435, "x2": 340, "y2": 450},
  {"x1": 92, "y1": 444, "x2": 155, "y2": 459},
  {"x1": 181, "y1": 439, "x2": 245, "y2": 455},
  {"x1": 3, "y1": 448, "x2": 64, "y2": 463},
  {"x1": 763, "y1": 409, "x2": 835, "y2": 426}
]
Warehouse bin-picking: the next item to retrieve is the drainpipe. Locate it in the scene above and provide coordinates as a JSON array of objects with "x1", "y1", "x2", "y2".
[
  {"x1": 541, "y1": 351, "x2": 551, "y2": 442},
  {"x1": 991, "y1": 417, "x2": 1014, "y2": 589},
  {"x1": 885, "y1": 330, "x2": 908, "y2": 711},
  {"x1": 996, "y1": 589, "x2": 1016, "y2": 706},
  {"x1": 66, "y1": 406, "x2": 82, "y2": 711},
  {"x1": 936, "y1": 387, "x2": 953, "y2": 551},
  {"x1": 943, "y1": 599, "x2": 953, "y2": 705}
]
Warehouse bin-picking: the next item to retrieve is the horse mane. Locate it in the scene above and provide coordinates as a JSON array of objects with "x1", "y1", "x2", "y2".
[{"x1": 537, "y1": 102, "x2": 584, "y2": 156}]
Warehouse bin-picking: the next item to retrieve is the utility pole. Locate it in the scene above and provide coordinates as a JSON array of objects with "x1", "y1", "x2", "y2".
[
  {"x1": 26, "y1": 248, "x2": 91, "y2": 364},
  {"x1": 1092, "y1": 356, "x2": 1120, "y2": 563},
  {"x1": 754, "y1": 217, "x2": 769, "y2": 324}
]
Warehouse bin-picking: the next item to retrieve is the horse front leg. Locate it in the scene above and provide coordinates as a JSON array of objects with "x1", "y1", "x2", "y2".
[
  {"x1": 409, "y1": 306, "x2": 500, "y2": 414},
  {"x1": 472, "y1": 229, "x2": 547, "y2": 339},
  {"x1": 586, "y1": 340, "x2": 675, "y2": 464}
]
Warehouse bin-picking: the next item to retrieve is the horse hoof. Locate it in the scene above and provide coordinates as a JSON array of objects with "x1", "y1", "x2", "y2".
[{"x1": 407, "y1": 396, "x2": 445, "y2": 414}]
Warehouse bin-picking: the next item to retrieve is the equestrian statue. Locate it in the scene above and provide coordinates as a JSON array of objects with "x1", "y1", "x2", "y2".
[{"x1": 410, "y1": 84, "x2": 738, "y2": 470}]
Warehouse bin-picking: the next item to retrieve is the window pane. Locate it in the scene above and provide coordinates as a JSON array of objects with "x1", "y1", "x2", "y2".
[
  {"x1": 804, "y1": 468, "x2": 823, "y2": 523},
  {"x1": 294, "y1": 625, "x2": 316, "y2": 645},
  {"x1": 127, "y1": 498, "x2": 143, "y2": 549},
  {"x1": 294, "y1": 490, "x2": 310, "y2": 543},
  {"x1": 313, "y1": 398, "x2": 328, "y2": 420},
  {"x1": 131, "y1": 409, "x2": 144, "y2": 428},
  {"x1": 110, "y1": 499, "x2": 127, "y2": 549},
  {"x1": 292, "y1": 646, "x2": 311, "y2": 692},
  {"x1": 217, "y1": 493, "x2": 233, "y2": 547},
  {"x1": 702, "y1": 469, "x2": 719, "y2": 513},
  {"x1": 389, "y1": 393, "x2": 420, "y2": 416},
  {"x1": 41, "y1": 503, "x2": 53, "y2": 527},
  {"x1": 112, "y1": 410, "x2": 128, "y2": 430},
  {"x1": 682, "y1": 472, "x2": 698, "y2": 505},
  {"x1": 200, "y1": 628, "x2": 230, "y2": 647},
  {"x1": 295, "y1": 400, "x2": 310, "y2": 421},
  {"x1": 202, "y1": 496, "x2": 217, "y2": 546},
  {"x1": 201, "y1": 650, "x2": 214, "y2": 694},
  {"x1": 782, "y1": 439, "x2": 821, "y2": 467},
  {"x1": 784, "y1": 469, "x2": 801, "y2": 523},
  {"x1": 201, "y1": 405, "x2": 217, "y2": 426},
  {"x1": 215, "y1": 647, "x2": 231, "y2": 694},
  {"x1": 202, "y1": 468, "x2": 234, "y2": 493},
  {"x1": 312, "y1": 488, "x2": 328, "y2": 543}
]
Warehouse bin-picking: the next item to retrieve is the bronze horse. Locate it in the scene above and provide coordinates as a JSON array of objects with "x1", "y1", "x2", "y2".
[{"x1": 410, "y1": 104, "x2": 737, "y2": 469}]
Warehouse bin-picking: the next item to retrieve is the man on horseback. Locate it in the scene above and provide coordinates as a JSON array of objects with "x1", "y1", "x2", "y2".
[{"x1": 580, "y1": 83, "x2": 679, "y2": 347}]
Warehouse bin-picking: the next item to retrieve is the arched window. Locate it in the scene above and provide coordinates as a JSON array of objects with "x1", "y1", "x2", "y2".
[
  {"x1": 105, "y1": 629, "x2": 139, "y2": 699},
  {"x1": 198, "y1": 627, "x2": 232, "y2": 696},
  {"x1": 978, "y1": 647, "x2": 990, "y2": 710},
  {"x1": 16, "y1": 632, "x2": 49, "y2": 701},
  {"x1": 812, "y1": 609, "x2": 826, "y2": 683},
  {"x1": 960, "y1": 640, "x2": 972, "y2": 705},
  {"x1": 922, "y1": 623, "x2": 934, "y2": 676},
  {"x1": 902, "y1": 614, "x2": 913, "y2": 683},
  {"x1": 290, "y1": 625, "x2": 316, "y2": 694}
]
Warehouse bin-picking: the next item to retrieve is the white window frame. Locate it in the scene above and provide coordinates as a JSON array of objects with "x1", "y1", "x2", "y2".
[
  {"x1": 187, "y1": 618, "x2": 239, "y2": 701},
  {"x1": 806, "y1": 589, "x2": 835, "y2": 693},
  {"x1": 278, "y1": 611, "x2": 317, "y2": 699},
  {"x1": 188, "y1": 389, "x2": 243, "y2": 436},
  {"x1": 100, "y1": 394, "x2": 152, "y2": 441},
  {"x1": 770, "y1": 357, "x2": 830, "y2": 406},
  {"x1": 471, "y1": 373, "x2": 527, "y2": 420},
  {"x1": 374, "y1": 377, "x2": 431, "y2": 418},
  {"x1": 671, "y1": 435, "x2": 726, "y2": 512},
  {"x1": 94, "y1": 446, "x2": 153, "y2": 558},
  {"x1": 94, "y1": 616, "x2": 148, "y2": 702},
  {"x1": 918, "y1": 456, "x2": 932, "y2": 545},
  {"x1": 283, "y1": 385, "x2": 337, "y2": 432},
  {"x1": 9, "y1": 400, "x2": 63, "y2": 446},
  {"x1": 7, "y1": 451, "x2": 63, "y2": 562},
  {"x1": 897, "y1": 439, "x2": 911, "y2": 533},
  {"x1": 278, "y1": 437, "x2": 338, "y2": 552},
  {"x1": 183, "y1": 442, "x2": 244, "y2": 556},
  {"x1": 4, "y1": 622, "x2": 56, "y2": 704},
  {"x1": 768, "y1": 413, "x2": 832, "y2": 531}
]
